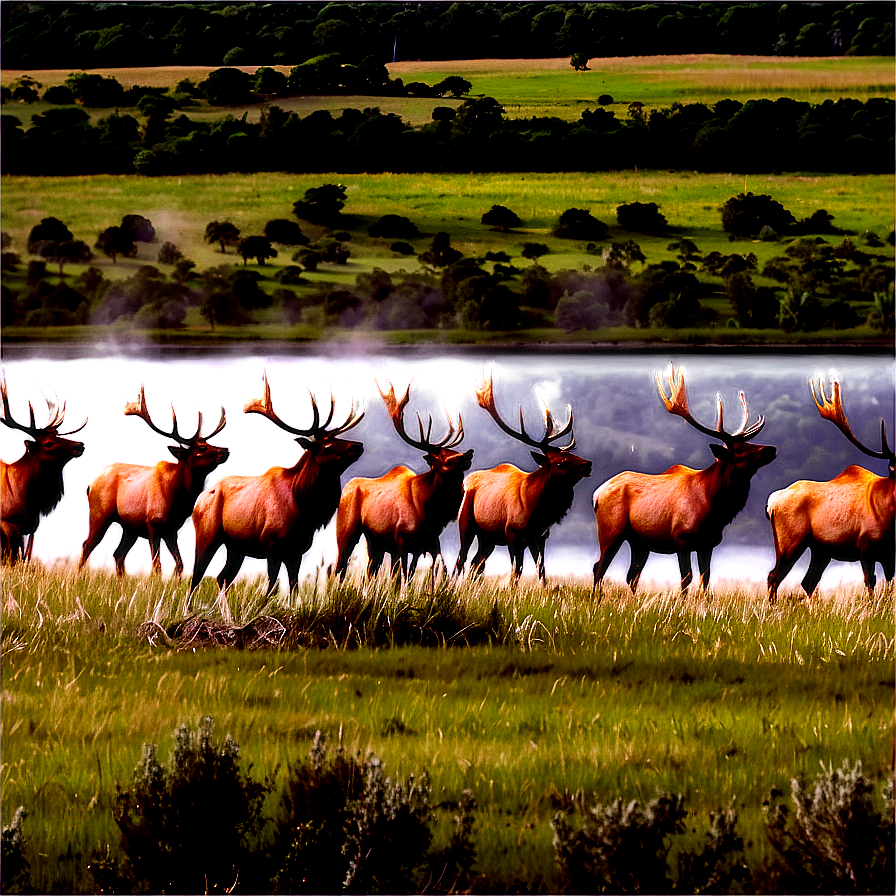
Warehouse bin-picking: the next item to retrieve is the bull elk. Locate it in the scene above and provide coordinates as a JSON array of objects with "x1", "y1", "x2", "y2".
[
  {"x1": 334, "y1": 379, "x2": 473, "y2": 578},
  {"x1": 191, "y1": 371, "x2": 364, "y2": 595},
  {"x1": 592, "y1": 364, "x2": 776, "y2": 594},
  {"x1": 454, "y1": 364, "x2": 592, "y2": 581},
  {"x1": 1, "y1": 374, "x2": 86, "y2": 564},
  {"x1": 79, "y1": 386, "x2": 228, "y2": 576},
  {"x1": 766, "y1": 372, "x2": 894, "y2": 602}
]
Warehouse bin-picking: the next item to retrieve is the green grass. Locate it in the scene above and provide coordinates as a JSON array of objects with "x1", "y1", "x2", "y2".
[{"x1": 2, "y1": 563, "x2": 893, "y2": 892}]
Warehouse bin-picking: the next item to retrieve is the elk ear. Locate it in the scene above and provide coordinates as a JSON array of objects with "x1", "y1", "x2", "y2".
[
  {"x1": 168, "y1": 445, "x2": 188, "y2": 460},
  {"x1": 24, "y1": 440, "x2": 37, "y2": 454},
  {"x1": 296, "y1": 437, "x2": 316, "y2": 452},
  {"x1": 463, "y1": 449, "x2": 474, "y2": 462},
  {"x1": 710, "y1": 443, "x2": 731, "y2": 462},
  {"x1": 531, "y1": 451, "x2": 550, "y2": 467},
  {"x1": 423, "y1": 453, "x2": 437, "y2": 467}
]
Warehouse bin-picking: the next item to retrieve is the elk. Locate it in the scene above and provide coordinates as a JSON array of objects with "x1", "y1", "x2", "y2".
[
  {"x1": 79, "y1": 386, "x2": 228, "y2": 576},
  {"x1": 334, "y1": 379, "x2": 473, "y2": 578},
  {"x1": 454, "y1": 364, "x2": 592, "y2": 581},
  {"x1": 191, "y1": 371, "x2": 364, "y2": 595},
  {"x1": 592, "y1": 364, "x2": 776, "y2": 594},
  {"x1": 766, "y1": 373, "x2": 894, "y2": 602},
  {"x1": 1, "y1": 374, "x2": 86, "y2": 564}
]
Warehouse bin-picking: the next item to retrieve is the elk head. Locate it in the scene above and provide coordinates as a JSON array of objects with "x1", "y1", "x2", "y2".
[
  {"x1": 811, "y1": 371, "x2": 895, "y2": 474},
  {"x1": 1, "y1": 373, "x2": 86, "y2": 465},
  {"x1": 655, "y1": 363, "x2": 776, "y2": 475},
  {"x1": 475, "y1": 363, "x2": 592, "y2": 482},
  {"x1": 377, "y1": 378, "x2": 473, "y2": 476},
  {"x1": 125, "y1": 385, "x2": 229, "y2": 473},
  {"x1": 244, "y1": 370, "x2": 365, "y2": 470}
]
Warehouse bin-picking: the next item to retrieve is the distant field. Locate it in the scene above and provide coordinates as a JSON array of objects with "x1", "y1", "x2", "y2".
[{"x1": 3, "y1": 54, "x2": 893, "y2": 125}]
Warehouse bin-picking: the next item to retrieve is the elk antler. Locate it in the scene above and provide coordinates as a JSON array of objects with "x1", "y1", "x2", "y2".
[
  {"x1": 376, "y1": 378, "x2": 464, "y2": 453},
  {"x1": 1, "y1": 372, "x2": 86, "y2": 437},
  {"x1": 244, "y1": 370, "x2": 364, "y2": 440},
  {"x1": 811, "y1": 371, "x2": 894, "y2": 462},
  {"x1": 655, "y1": 363, "x2": 764, "y2": 445},
  {"x1": 475, "y1": 362, "x2": 575, "y2": 452},
  {"x1": 125, "y1": 385, "x2": 225, "y2": 444}
]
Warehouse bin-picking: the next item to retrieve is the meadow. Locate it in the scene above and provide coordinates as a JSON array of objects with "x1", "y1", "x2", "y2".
[
  {"x1": 3, "y1": 54, "x2": 894, "y2": 125},
  {"x1": 1, "y1": 562, "x2": 893, "y2": 892}
]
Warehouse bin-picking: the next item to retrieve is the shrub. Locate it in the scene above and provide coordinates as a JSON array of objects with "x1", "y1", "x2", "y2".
[
  {"x1": 391, "y1": 241, "x2": 415, "y2": 256},
  {"x1": 121, "y1": 214, "x2": 156, "y2": 242},
  {"x1": 275, "y1": 265, "x2": 306, "y2": 285},
  {"x1": 553, "y1": 208, "x2": 609, "y2": 241},
  {"x1": 616, "y1": 201, "x2": 667, "y2": 234},
  {"x1": 481, "y1": 204, "x2": 522, "y2": 233},
  {"x1": 720, "y1": 193, "x2": 796, "y2": 238},
  {"x1": 264, "y1": 219, "x2": 309, "y2": 246},
  {"x1": 762, "y1": 760, "x2": 894, "y2": 895},
  {"x1": 521, "y1": 242, "x2": 550, "y2": 262},
  {"x1": 113, "y1": 717, "x2": 270, "y2": 895},
  {"x1": 552, "y1": 792, "x2": 747, "y2": 894},
  {"x1": 368, "y1": 214, "x2": 420, "y2": 239},
  {"x1": 598, "y1": 93, "x2": 614, "y2": 105},
  {"x1": 157, "y1": 241, "x2": 183, "y2": 265}
]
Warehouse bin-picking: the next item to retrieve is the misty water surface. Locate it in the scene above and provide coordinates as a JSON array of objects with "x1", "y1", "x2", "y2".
[{"x1": 2, "y1": 345, "x2": 892, "y2": 592}]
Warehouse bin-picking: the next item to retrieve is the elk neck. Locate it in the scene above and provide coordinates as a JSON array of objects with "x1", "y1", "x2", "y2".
[{"x1": 699, "y1": 456, "x2": 755, "y2": 531}]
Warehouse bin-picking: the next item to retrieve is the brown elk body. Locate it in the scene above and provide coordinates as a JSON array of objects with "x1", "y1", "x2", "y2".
[
  {"x1": 593, "y1": 365, "x2": 776, "y2": 594},
  {"x1": 454, "y1": 365, "x2": 592, "y2": 581},
  {"x1": 766, "y1": 374, "x2": 894, "y2": 602},
  {"x1": 1, "y1": 376, "x2": 86, "y2": 564},
  {"x1": 79, "y1": 387, "x2": 228, "y2": 576},
  {"x1": 334, "y1": 380, "x2": 472, "y2": 577},
  {"x1": 191, "y1": 372, "x2": 364, "y2": 595}
]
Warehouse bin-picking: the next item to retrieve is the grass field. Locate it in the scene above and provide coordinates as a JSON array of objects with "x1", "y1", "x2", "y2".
[
  {"x1": 3, "y1": 55, "x2": 893, "y2": 125},
  {"x1": 1, "y1": 562, "x2": 893, "y2": 892}
]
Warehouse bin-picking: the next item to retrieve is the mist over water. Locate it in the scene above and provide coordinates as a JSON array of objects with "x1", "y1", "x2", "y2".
[{"x1": 2, "y1": 345, "x2": 891, "y2": 592}]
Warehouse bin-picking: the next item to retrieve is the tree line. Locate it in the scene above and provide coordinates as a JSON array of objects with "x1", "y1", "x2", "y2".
[
  {"x1": 2, "y1": 1, "x2": 892, "y2": 69},
  {"x1": 2, "y1": 94, "x2": 892, "y2": 177},
  {"x1": 3, "y1": 189, "x2": 892, "y2": 335}
]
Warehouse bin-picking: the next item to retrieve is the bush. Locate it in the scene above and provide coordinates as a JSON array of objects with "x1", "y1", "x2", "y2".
[
  {"x1": 113, "y1": 717, "x2": 270, "y2": 895},
  {"x1": 121, "y1": 214, "x2": 155, "y2": 242},
  {"x1": 720, "y1": 192, "x2": 796, "y2": 238},
  {"x1": 616, "y1": 201, "x2": 668, "y2": 234},
  {"x1": 598, "y1": 93, "x2": 614, "y2": 105},
  {"x1": 481, "y1": 204, "x2": 522, "y2": 233},
  {"x1": 264, "y1": 219, "x2": 309, "y2": 246},
  {"x1": 157, "y1": 241, "x2": 183, "y2": 265},
  {"x1": 553, "y1": 208, "x2": 609, "y2": 240},
  {"x1": 391, "y1": 241, "x2": 415, "y2": 256},
  {"x1": 521, "y1": 242, "x2": 550, "y2": 262},
  {"x1": 762, "y1": 760, "x2": 894, "y2": 895},
  {"x1": 368, "y1": 214, "x2": 420, "y2": 239},
  {"x1": 552, "y1": 791, "x2": 747, "y2": 894}
]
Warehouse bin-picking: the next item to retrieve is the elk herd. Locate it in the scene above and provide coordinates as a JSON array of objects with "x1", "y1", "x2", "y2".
[{"x1": 1, "y1": 362, "x2": 893, "y2": 603}]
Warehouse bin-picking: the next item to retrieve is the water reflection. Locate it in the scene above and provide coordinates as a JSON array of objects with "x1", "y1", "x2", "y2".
[{"x1": 2, "y1": 346, "x2": 892, "y2": 591}]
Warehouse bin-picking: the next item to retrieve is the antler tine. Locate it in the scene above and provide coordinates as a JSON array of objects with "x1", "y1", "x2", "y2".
[
  {"x1": 202, "y1": 407, "x2": 227, "y2": 440},
  {"x1": 534, "y1": 386, "x2": 575, "y2": 450},
  {"x1": 0, "y1": 374, "x2": 44, "y2": 438},
  {"x1": 811, "y1": 370, "x2": 893, "y2": 461},
  {"x1": 244, "y1": 370, "x2": 317, "y2": 438},
  {"x1": 330, "y1": 397, "x2": 365, "y2": 436}
]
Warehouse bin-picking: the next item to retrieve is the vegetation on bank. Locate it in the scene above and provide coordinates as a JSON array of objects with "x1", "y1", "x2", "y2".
[
  {"x1": 1, "y1": 564, "x2": 893, "y2": 892},
  {"x1": 2, "y1": 172, "x2": 893, "y2": 346}
]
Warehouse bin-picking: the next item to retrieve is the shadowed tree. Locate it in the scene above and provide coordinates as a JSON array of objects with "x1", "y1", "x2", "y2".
[
  {"x1": 204, "y1": 221, "x2": 241, "y2": 254},
  {"x1": 481, "y1": 205, "x2": 522, "y2": 233},
  {"x1": 95, "y1": 226, "x2": 137, "y2": 263},
  {"x1": 237, "y1": 236, "x2": 277, "y2": 266},
  {"x1": 27, "y1": 217, "x2": 73, "y2": 253},
  {"x1": 37, "y1": 239, "x2": 93, "y2": 276}
]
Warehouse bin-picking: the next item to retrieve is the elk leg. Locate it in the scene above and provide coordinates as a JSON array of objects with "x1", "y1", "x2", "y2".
[
  {"x1": 216, "y1": 547, "x2": 245, "y2": 592},
  {"x1": 191, "y1": 540, "x2": 221, "y2": 593},
  {"x1": 858, "y1": 554, "x2": 877, "y2": 599},
  {"x1": 627, "y1": 544, "x2": 650, "y2": 593},
  {"x1": 454, "y1": 529, "x2": 474, "y2": 576},
  {"x1": 162, "y1": 533, "x2": 184, "y2": 577},
  {"x1": 677, "y1": 551, "x2": 693, "y2": 594},
  {"x1": 529, "y1": 534, "x2": 547, "y2": 582},
  {"x1": 113, "y1": 528, "x2": 139, "y2": 576},
  {"x1": 147, "y1": 527, "x2": 164, "y2": 575},
  {"x1": 284, "y1": 555, "x2": 301, "y2": 594},
  {"x1": 24, "y1": 533, "x2": 34, "y2": 564},
  {"x1": 470, "y1": 539, "x2": 495, "y2": 578},
  {"x1": 80, "y1": 518, "x2": 114, "y2": 570},
  {"x1": 367, "y1": 541, "x2": 386, "y2": 577},
  {"x1": 508, "y1": 543, "x2": 525, "y2": 580},
  {"x1": 696, "y1": 549, "x2": 712, "y2": 592},
  {"x1": 766, "y1": 545, "x2": 805, "y2": 605},
  {"x1": 801, "y1": 548, "x2": 831, "y2": 598},
  {"x1": 593, "y1": 536, "x2": 624, "y2": 593}
]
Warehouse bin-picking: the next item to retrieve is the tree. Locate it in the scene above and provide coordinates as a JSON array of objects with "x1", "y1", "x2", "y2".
[
  {"x1": 205, "y1": 221, "x2": 241, "y2": 253},
  {"x1": 27, "y1": 217, "x2": 73, "y2": 253},
  {"x1": 368, "y1": 215, "x2": 420, "y2": 239},
  {"x1": 157, "y1": 242, "x2": 184, "y2": 265},
  {"x1": 253, "y1": 67, "x2": 288, "y2": 96},
  {"x1": 292, "y1": 183, "x2": 347, "y2": 225},
  {"x1": 521, "y1": 243, "x2": 550, "y2": 263},
  {"x1": 481, "y1": 205, "x2": 522, "y2": 233},
  {"x1": 37, "y1": 239, "x2": 93, "y2": 276},
  {"x1": 616, "y1": 202, "x2": 668, "y2": 234},
  {"x1": 11, "y1": 75, "x2": 42, "y2": 102},
  {"x1": 553, "y1": 208, "x2": 609, "y2": 240},
  {"x1": 237, "y1": 236, "x2": 277, "y2": 266},
  {"x1": 725, "y1": 271, "x2": 777, "y2": 328},
  {"x1": 95, "y1": 226, "x2": 137, "y2": 263},
  {"x1": 264, "y1": 219, "x2": 309, "y2": 246},
  {"x1": 418, "y1": 232, "x2": 462, "y2": 270},
  {"x1": 604, "y1": 241, "x2": 646, "y2": 269},
  {"x1": 570, "y1": 53, "x2": 589, "y2": 71},
  {"x1": 433, "y1": 76, "x2": 471, "y2": 97},
  {"x1": 200, "y1": 67, "x2": 254, "y2": 106},
  {"x1": 121, "y1": 214, "x2": 155, "y2": 242}
]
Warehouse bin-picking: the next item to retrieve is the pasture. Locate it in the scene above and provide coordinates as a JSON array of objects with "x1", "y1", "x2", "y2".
[
  {"x1": 1, "y1": 563, "x2": 893, "y2": 892},
  {"x1": 2, "y1": 54, "x2": 893, "y2": 125}
]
